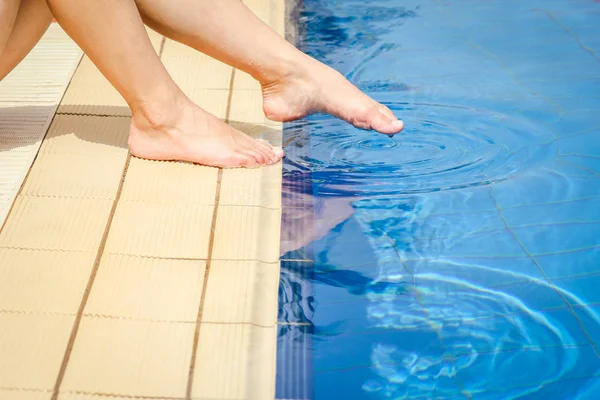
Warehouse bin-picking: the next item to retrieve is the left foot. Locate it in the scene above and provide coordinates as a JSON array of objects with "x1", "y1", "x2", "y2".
[{"x1": 260, "y1": 55, "x2": 404, "y2": 135}]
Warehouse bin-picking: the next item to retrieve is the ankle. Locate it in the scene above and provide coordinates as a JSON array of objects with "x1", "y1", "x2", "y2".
[
  {"x1": 253, "y1": 53, "x2": 309, "y2": 86},
  {"x1": 130, "y1": 94, "x2": 190, "y2": 131}
]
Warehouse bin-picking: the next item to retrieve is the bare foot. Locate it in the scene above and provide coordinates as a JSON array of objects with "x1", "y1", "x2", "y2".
[
  {"x1": 128, "y1": 98, "x2": 284, "y2": 168},
  {"x1": 261, "y1": 56, "x2": 404, "y2": 135}
]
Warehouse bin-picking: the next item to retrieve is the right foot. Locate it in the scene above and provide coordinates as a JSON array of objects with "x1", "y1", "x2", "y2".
[
  {"x1": 128, "y1": 99, "x2": 283, "y2": 168},
  {"x1": 261, "y1": 55, "x2": 404, "y2": 135}
]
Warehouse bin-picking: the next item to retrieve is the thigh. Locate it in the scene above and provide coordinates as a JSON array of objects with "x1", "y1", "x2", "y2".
[
  {"x1": 0, "y1": 0, "x2": 52, "y2": 80},
  {"x1": 0, "y1": 0, "x2": 21, "y2": 55}
]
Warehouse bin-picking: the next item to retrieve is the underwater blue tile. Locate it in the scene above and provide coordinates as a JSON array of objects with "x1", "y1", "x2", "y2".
[
  {"x1": 438, "y1": 307, "x2": 590, "y2": 361},
  {"x1": 314, "y1": 339, "x2": 464, "y2": 400},
  {"x1": 312, "y1": 288, "x2": 424, "y2": 335},
  {"x1": 494, "y1": 280, "x2": 565, "y2": 310},
  {"x1": 502, "y1": 196, "x2": 600, "y2": 227},
  {"x1": 456, "y1": 346, "x2": 600, "y2": 399},
  {"x1": 404, "y1": 229, "x2": 525, "y2": 260},
  {"x1": 558, "y1": 130, "x2": 600, "y2": 157},
  {"x1": 560, "y1": 155, "x2": 600, "y2": 175},
  {"x1": 492, "y1": 172, "x2": 600, "y2": 209},
  {"x1": 529, "y1": 375, "x2": 600, "y2": 400},
  {"x1": 415, "y1": 211, "x2": 505, "y2": 240},
  {"x1": 573, "y1": 305, "x2": 600, "y2": 345},
  {"x1": 512, "y1": 222, "x2": 600, "y2": 255},
  {"x1": 405, "y1": 256, "x2": 543, "y2": 288},
  {"x1": 553, "y1": 110, "x2": 600, "y2": 134},
  {"x1": 312, "y1": 323, "x2": 444, "y2": 373},
  {"x1": 314, "y1": 366, "x2": 464, "y2": 400},
  {"x1": 536, "y1": 247, "x2": 600, "y2": 279},
  {"x1": 529, "y1": 79, "x2": 600, "y2": 99},
  {"x1": 554, "y1": 274, "x2": 600, "y2": 307}
]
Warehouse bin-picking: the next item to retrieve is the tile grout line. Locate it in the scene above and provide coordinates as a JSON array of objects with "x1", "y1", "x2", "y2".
[
  {"x1": 185, "y1": 68, "x2": 235, "y2": 399},
  {"x1": 488, "y1": 186, "x2": 600, "y2": 360},
  {"x1": 50, "y1": 36, "x2": 146, "y2": 397},
  {"x1": 51, "y1": 152, "x2": 133, "y2": 399},
  {"x1": 0, "y1": 51, "x2": 84, "y2": 235}
]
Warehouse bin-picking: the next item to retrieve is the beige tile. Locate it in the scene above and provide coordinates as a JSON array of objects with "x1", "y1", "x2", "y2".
[
  {"x1": 244, "y1": 0, "x2": 285, "y2": 35},
  {"x1": 58, "y1": 395, "x2": 172, "y2": 400},
  {"x1": 185, "y1": 89, "x2": 230, "y2": 120},
  {"x1": 0, "y1": 314, "x2": 74, "y2": 390},
  {"x1": 163, "y1": 55, "x2": 233, "y2": 90},
  {"x1": 0, "y1": 24, "x2": 82, "y2": 228},
  {"x1": 202, "y1": 260, "x2": 279, "y2": 326},
  {"x1": 0, "y1": 248, "x2": 95, "y2": 314},
  {"x1": 39, "y1": 114, "x2": 129, "y2": 156},
  {"x1": 61, "y1": 318, "x2": 193, "y2": 398},
  {"x1": 0, "y1": 196, "x2": 113, "y2": 251},
  {"x1": 121, "y1": 157, "x2": 218, "y2": 204},
  {"x1": 220, "y1": 162, "x2": 282, "y2": 208},
  {"x1": 212, "y1": 206, "x2": 281, "y2": 262},
  {"x1": 58, "y1": 56, "x2": 130, "y2": 116},
  {"x1": 233, "y1": 70, "x2": 261, "y2": 91},
  {"x1": 191, "y1": 324, "x2": 277, "y2": 400},
  {"x1": 145, "y1": 27, "x2": 164, "y2": 52},
  {"x1": 228, "y1": 90, "x2": 267, "y2": 125},
  {"x1": 85, "y1": 254, "x2": 205, "y2": 322},
  {"x1": 0, "y1": 390, "x2": 51, "y2": 400},
  {"x1": 105, "y1": 201, "x2": 214, "y2": 259},
  {"x1": 21, "y1": 151, "x2": 126, "y2": 199}
]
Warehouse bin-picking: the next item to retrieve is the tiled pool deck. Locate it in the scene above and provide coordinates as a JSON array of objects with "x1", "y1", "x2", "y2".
[{"x1": 0, "y1": 1, "x2": 284, "y2": 399}]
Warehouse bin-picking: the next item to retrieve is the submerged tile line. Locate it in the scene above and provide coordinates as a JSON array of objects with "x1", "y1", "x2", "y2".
[
  {"x1": 363, "y1": 216, "x2": 469, "y2": 399},
  {"x1": 547, "y1": 10, "x2": 600, "y2": 63},
  {"x1": 51, "y1": 152, "x2": 133, "y2": 400},
  {"x1": 434, "y1": 0, "x2": 565, "y2": 117},
  {"x1": 488, "y1": 186, "x2": 600, "y2": 360},
  {"x1": 312, "y1": 343, "x2": 594, "y2": 375}
]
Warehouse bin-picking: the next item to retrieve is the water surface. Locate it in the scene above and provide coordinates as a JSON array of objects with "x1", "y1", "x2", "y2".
[{"x1": 278, "y1": 1, "x2": 600, "y2": 399}]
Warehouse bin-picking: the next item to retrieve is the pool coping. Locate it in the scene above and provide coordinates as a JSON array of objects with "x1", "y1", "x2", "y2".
[{"x1": 0, "y1": 1, "x2": 284, "y2": 399}]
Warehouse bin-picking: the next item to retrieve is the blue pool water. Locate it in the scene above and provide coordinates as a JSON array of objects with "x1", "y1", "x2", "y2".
[{"x1": 276, "y1": 0, "x2": 600, "y2": 399}]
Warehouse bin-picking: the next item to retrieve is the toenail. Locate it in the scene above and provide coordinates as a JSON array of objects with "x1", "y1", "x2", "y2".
[{"x1": 393, "y1": 120, "x2": 404, "y2": 126}]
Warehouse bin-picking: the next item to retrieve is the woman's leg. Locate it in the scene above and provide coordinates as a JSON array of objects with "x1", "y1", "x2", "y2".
[
  {"x1": 46, "y1": 0, "x2": 281, "y2": 167},
  {"x1": 0, "y1": 0, "x2": 53, "y2": 80},
  {"x1": 0, "y1": 0, "x2": 21, "y2": 58},
  {"x1": 135, "y1": 0, "x2": 404, "y2": 135}
]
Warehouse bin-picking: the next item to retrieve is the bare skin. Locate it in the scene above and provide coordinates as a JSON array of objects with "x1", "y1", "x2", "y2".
[
  {"x1": 0, "y1": 0, "x2": 53, "y2": 80},
  {"x1": 45, "y1": 0, "x2": 281, "y2": 168},
  {"x1": 3, "y1": 0, "x2": 403, "y2": 168},
  {"x1": 135, "y1": 0, "x2": 404, "y2": 134}
]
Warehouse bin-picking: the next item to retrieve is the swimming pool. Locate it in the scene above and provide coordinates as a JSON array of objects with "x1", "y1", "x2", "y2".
[{"x1": 276, "y1": 0, "x2": 600, "y2": 398}]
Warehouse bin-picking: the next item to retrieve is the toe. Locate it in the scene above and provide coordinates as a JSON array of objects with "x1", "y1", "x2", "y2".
[
  {"x1": 370, "y1": 112, "x2": 404, "y2": 135},
  {"x1": 243, "y1": 148, "x2": 269, "y2": 166},
  {"x1": 253, "y1": 141, "x2": 277, "y2": 164}
]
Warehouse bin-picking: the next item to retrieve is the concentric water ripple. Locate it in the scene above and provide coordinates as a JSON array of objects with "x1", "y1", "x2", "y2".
[
  {"x1": 284, "y1": 102, "x2": 557, "y2": 196},
  {"x1": 362, "y1": 267, "x2": 600, "y2": 399}
]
